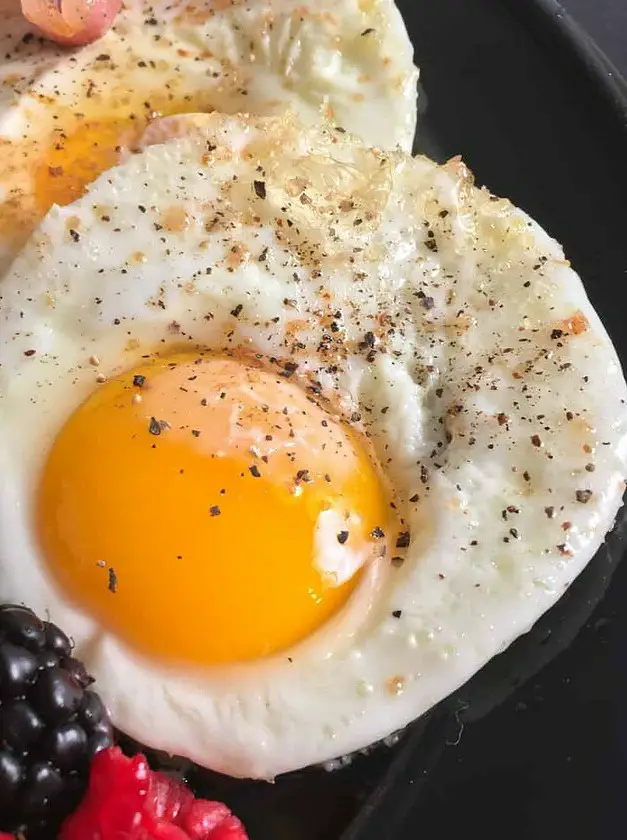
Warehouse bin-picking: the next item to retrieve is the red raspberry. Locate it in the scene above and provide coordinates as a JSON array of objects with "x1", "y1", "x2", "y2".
[{"x1": 59, "y1": 747, "x2": 249, "y2": 840}]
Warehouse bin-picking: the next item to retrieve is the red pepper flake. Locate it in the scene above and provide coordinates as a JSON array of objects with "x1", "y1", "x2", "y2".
[
  {"x1": 108, "y1": 568, "x2": 118, "y2": 594},
  {"x1": 253, "y1": 180, "x2": 267, "y2": 199},
  {"x1": 337, "y1": 531, "x2": 349, "y2": 544},
  {"x1": 23, "y1": 349, "x2": 36, "y2": 357},
  {"x1": 497, "y1": 413, "x2": 509, "y2": 426},
  {"x1": 249, "y1": 465, "x2": 261, "y2": 478},
  {"x1": 557, "y1": 544, "x2": 573, "y2": 557},
  {"x1": 576, "y1": 489, "x2": 593, "y2": 504},
  {"x1": 386, "y1": 676, "x2": 405, "y2": 696},
  {"x1": 209, "y1": 506, "x2": 221, "y2": 517},
  {"x1": 531, "y1": 434, "x2": 542, "y2": 447}
]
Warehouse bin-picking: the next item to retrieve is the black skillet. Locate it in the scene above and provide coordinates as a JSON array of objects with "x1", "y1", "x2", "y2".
[{"x1": 182, "y1": 2, "x2": 627, "y2": 837}]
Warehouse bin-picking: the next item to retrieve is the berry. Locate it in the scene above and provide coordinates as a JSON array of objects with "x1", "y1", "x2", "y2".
[
  {"x1": 60, "y1": 747, "x2": 249, "y2": 840},
  {"x1": 0, "y1": 604, "x2": 114, "y2": 838}
]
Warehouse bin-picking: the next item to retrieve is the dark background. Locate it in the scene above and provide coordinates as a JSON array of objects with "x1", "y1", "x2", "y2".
[
  {"x1": 564, "y1": 0, "x2": 627, "y2": 74},
  {"x1": 403, "y1": 4, "x2": 627, "y2": 840}
]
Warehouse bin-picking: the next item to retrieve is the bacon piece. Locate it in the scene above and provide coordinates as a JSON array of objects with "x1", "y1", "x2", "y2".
[{"x1": 21, "y1": 0, "x2": 122, "y2": 46}]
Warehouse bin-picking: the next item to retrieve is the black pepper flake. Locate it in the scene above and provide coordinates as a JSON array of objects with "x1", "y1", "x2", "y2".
[
  {"x1": 23, "y1": 349, "x2": 36, "y2": 357},
  {"x1": 108, "y1": 568, "x2": 118, "y2": 594},
  {"x1": 361, "y1": 27, "x2": 375, "y2": 35},
  {"x1": 360, "y1": 331, "x2": 375, "y2": 349},
  {"x1": 209, "y1": 506, "x2": 221, "y2": 517},
  {"x1": 391, "y1": 556, "x2": 405, "y2": 568},
  {"x1": 370, "y1": 526, "x2": 385, "y2": 539},
  {"x1": 392, "y1": 610, "x2": 402, "y2": 619},
  {"x1": 551, "y1": 329, "x2": 564, "y2": 340},
  {"x1": 545, "y1": 506, "x2": 556, "y2": 519},
  {"x1": 421, "y1": 296, "x2": 435, "y2": 310},
  {"x1": 295, "y1": 469, "x2": 312, "y2": 483},
  {"x1": 396, "y1": 531, "x2": 411, "y2": 549},
  {"x1": 191, "y1": 430, "x2": 201, "y2": 438},
  {"x1": 230, "y1": 304, "x2": 243, "y2": 318},
  {"x1": 337, "y1": 531, "x2": 349, "y2": 545},
  {"x1": 69, "y1": 229, "x2": 80, "y2": 243},
  {"x1": 576, "y1": 489, "x2": 593, "y2": 504},
  {"x1": 133, "y1": 374, "x2": 146, "y2": 387},
  {"x1": 148, "y1": 417, "x2": 161, "y2": 436},
  {"x1": 249, "y1": 465, "x2": 261, "y2": 478},
  {"x1": 531, "y1": 434, "x2": 542, "y2": 447},
  {"x1": 253, "y1": 180, "x2": 267, "y2": 199}
]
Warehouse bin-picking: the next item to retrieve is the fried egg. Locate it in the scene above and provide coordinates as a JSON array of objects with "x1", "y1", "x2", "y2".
[
  {"x1": 0, "y1": 113, "x2": 625, "y2": 779},
  {"x1": 0, "y1": 0, "x2": 418, "y2": 276}
]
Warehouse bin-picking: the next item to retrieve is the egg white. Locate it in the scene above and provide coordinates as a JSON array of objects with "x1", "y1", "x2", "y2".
[
  {"x1": 0, "y1": 113, "x2": 626, "y2": 779},
  {"x1": 0, "y1": 0, "x2": 418, "y2": 274}
]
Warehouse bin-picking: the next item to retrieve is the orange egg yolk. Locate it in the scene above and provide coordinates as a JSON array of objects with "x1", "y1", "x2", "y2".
[
  {"x1": 35, "y1": 117, "x2": 141, "y2": 212},
  {"x1": 33, "y1": 100, "x2": 209, "y2": 215},
  {"x1": 37, "y1": 355, "x2": 392, "y2": 666}
]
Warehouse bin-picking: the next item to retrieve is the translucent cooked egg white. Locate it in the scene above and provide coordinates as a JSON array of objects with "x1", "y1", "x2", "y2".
[
  {"x1": 0, "y1": 113, "x2": 626, "y2": 780},
  {"x1": 0, "y1": 0, "x2": 418, "y2": 273}
]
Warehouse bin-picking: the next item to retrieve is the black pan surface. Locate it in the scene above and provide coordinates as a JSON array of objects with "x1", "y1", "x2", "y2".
[{"x1": 187, "y1": 2, "x2": 627, "y2": 838}]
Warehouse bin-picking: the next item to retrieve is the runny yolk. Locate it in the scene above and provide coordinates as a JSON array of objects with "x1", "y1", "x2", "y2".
[
  {"x1": 34, "y1": 117, "x2": 142, "y2": 212},
  {"x1": 37, "y1": 354, "x2": 392, "y2": 666},
  {"x1": 33, "y1": 102, "x2": 209, "y2": 215}
]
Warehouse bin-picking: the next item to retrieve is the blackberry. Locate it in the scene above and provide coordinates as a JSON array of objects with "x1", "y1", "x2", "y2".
[{"x1": 0, "y1": 604, "x2": 113, "y2": 838}]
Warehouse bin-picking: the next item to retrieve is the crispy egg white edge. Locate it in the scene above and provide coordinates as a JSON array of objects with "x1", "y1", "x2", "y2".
[{"x1": 0, "y1": 113, "x2": 626, "y2": 779}]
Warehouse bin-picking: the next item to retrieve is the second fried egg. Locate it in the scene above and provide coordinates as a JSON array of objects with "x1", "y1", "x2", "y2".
[{"x1": 0, "y1": 0, "x2": 418, "y2": 273}]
